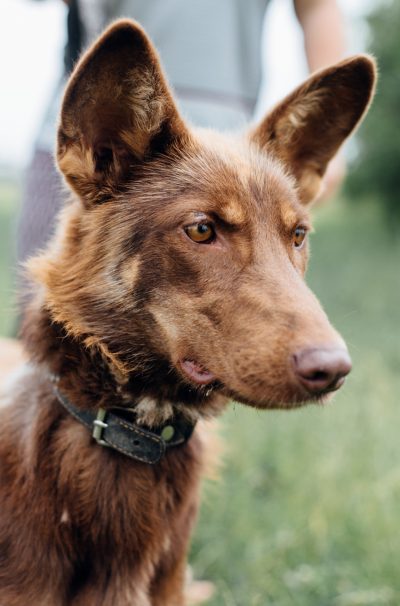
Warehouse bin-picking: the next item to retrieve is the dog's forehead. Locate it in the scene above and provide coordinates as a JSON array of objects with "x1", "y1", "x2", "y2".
[
  {"x1": 173, "y1": 130, "x2": 302, "y2": 223},
  {"x1": 124, "y1": 130, "x2": 306, "y2": 232}
]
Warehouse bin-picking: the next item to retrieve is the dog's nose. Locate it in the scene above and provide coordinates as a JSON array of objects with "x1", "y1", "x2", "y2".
[{"x1": 292, "y1": 347, "x2": 352, "y2": 394}]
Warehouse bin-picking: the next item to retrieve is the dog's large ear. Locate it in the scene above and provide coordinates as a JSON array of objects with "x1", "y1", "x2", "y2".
[
  {"x1": 250, "y1": 56, "x2": 376, "y2": 204},
  {"x1": 57, "y1": 20, "x2": 188, "y2": 204}
]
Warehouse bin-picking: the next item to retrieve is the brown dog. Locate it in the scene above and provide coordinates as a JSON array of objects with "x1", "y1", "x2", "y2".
[{"x1": 0, "y1": 20, "x2": 376, "y2": 606}]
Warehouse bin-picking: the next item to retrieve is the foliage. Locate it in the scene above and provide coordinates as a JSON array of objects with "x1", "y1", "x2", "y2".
[{"x1": 347, "y1": 0, "x2": 400, "y2": 228}]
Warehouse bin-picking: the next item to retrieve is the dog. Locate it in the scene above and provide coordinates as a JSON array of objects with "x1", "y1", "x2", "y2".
[{"x1": 0, "y1": 19, "x2": 376, "y2": 606}]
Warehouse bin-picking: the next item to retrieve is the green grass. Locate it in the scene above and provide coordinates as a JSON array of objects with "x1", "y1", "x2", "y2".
[
  {"x1": 1, "y1": 187, "x2": 399, "y2": 605},
  {"x1": 0, "y1": 178, "x2": 20, "y2": 336}
]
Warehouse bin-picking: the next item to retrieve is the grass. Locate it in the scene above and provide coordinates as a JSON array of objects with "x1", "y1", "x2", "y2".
[
  {"x1": 0, "y1": 178, "x2": 20, "y2": 336},
  {"x1": 1, "y1": 184, "x2": 399, "y2": 605}
]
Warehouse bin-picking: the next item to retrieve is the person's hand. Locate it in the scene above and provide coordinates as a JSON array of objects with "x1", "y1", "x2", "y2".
[
  {"x1": 185, "y1": 565, "x2": 215, "y2": 604},
  {"x1": 186, "y1": 580, "x2": 215, "y2": 604},
  {"x1": 317, "y1": 153, "x2": 346, "y2": 203}
]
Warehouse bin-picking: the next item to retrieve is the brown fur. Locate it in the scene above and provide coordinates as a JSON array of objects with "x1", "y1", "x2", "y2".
[{"x1": 0, "y1": 20, "x2": 376, "y2": 605}]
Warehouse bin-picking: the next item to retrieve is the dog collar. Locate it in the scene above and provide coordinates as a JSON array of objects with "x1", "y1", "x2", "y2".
[{"x1": 53, "y1": 385, "x2": 196, "y2": 464}]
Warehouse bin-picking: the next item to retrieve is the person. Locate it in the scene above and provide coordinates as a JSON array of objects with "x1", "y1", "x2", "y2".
[{"x1": 18, "y1": 0, "x2": 346, "y2": 270}]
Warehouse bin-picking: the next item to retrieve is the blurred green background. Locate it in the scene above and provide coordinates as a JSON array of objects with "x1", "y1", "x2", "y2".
[
  {"x1": 1, "y1": 1, "x2": 400, "y2": 605},
  {"x1": 0, "y1": 174, "x2": 20, "y2": 337}
]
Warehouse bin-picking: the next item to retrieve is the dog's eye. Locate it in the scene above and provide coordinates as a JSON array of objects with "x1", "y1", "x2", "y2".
[
  {"x1": 185, "y1": 223, "x2": 215, "y2": 244},
  {"x1": 293, "y1": 226, "x2": 307, "y2": 248}
]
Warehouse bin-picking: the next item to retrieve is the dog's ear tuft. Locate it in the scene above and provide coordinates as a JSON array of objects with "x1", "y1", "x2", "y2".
[
  {"x1": 250, "y1": 55, "x2": 377, "y2": 204},
  {"x1": 57, "y1": 20, "x2": 188, "y2": 204}
]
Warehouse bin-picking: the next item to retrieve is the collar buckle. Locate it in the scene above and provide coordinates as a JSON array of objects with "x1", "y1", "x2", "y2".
[
  {"x1": 53, "y1": 382, "x2": 196, "y2": 463},
  {"x1": 92, "y1": 407, "x2": 109, "y2": 446}
]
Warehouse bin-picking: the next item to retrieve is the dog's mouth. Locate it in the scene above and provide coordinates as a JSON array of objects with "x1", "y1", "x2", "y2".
[
  {"x1": 179, "y1": 359, "x2": 217, "y2": 386},
  {"x1": 178, "y1": 359, "x2": 342, "y2": 406}
]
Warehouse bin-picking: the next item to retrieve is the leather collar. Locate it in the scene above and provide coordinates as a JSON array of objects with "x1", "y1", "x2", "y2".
[{"x1": 53, "y1": 385, "x2": 196, "y2": 464}]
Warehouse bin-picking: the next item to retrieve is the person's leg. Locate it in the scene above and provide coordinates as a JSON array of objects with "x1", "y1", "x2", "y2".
[
  {"x1": 18, "y1": 149, "x2": 65, "y2": 264},
  {"x1": 17, "y1": 149, "x2": 66, "y2": 309}
]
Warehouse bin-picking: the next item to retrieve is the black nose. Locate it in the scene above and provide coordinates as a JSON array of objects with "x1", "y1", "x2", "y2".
[{"x1": 292, "y1": 347, "x2": 352, "y2": 394}]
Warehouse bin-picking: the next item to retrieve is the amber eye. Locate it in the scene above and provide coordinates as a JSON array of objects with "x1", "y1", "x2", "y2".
[
  {"x1": 185, "y1": 223, "x2": 215, "y2": 244},
  {"x1": 293, "y1": 226, "x2": 307, "y2": 248}
]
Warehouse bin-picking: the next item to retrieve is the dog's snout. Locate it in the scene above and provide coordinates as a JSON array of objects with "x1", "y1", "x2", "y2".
[{"x1": 292, "y1": 347, "x2": 352, "y2": 394}]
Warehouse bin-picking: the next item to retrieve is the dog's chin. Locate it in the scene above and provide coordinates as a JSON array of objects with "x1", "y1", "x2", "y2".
[{"x1": 223, "y1": 386, "x2": 335, "y2": 410}]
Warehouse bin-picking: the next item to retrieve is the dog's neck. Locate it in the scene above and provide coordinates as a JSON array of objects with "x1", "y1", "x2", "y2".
[{"x1": 21, "y1": 303, "x2": 227, "y2": 427}]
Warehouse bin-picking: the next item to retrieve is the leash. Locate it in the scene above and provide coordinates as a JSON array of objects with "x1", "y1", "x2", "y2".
[{"x1": 52, "y1": 382, "x2": 196, "y2": 465}]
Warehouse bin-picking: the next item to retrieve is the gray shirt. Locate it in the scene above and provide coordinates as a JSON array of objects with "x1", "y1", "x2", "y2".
[{"x1": 37, "y1": 0, "x2": 270, "y2": 151}]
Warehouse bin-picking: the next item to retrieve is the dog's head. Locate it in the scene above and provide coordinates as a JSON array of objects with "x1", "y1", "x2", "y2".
[{"x1": 32, "y1": 21, "x2": 376, "y2": 410}]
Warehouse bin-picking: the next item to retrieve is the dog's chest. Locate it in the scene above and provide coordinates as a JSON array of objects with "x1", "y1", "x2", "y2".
[
  {"x1": 56, "y1": 441, "x2": 202, "y2": 602},
  {"x1": 60, "y1": 424, "x2": 201, "y2": 537}
]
